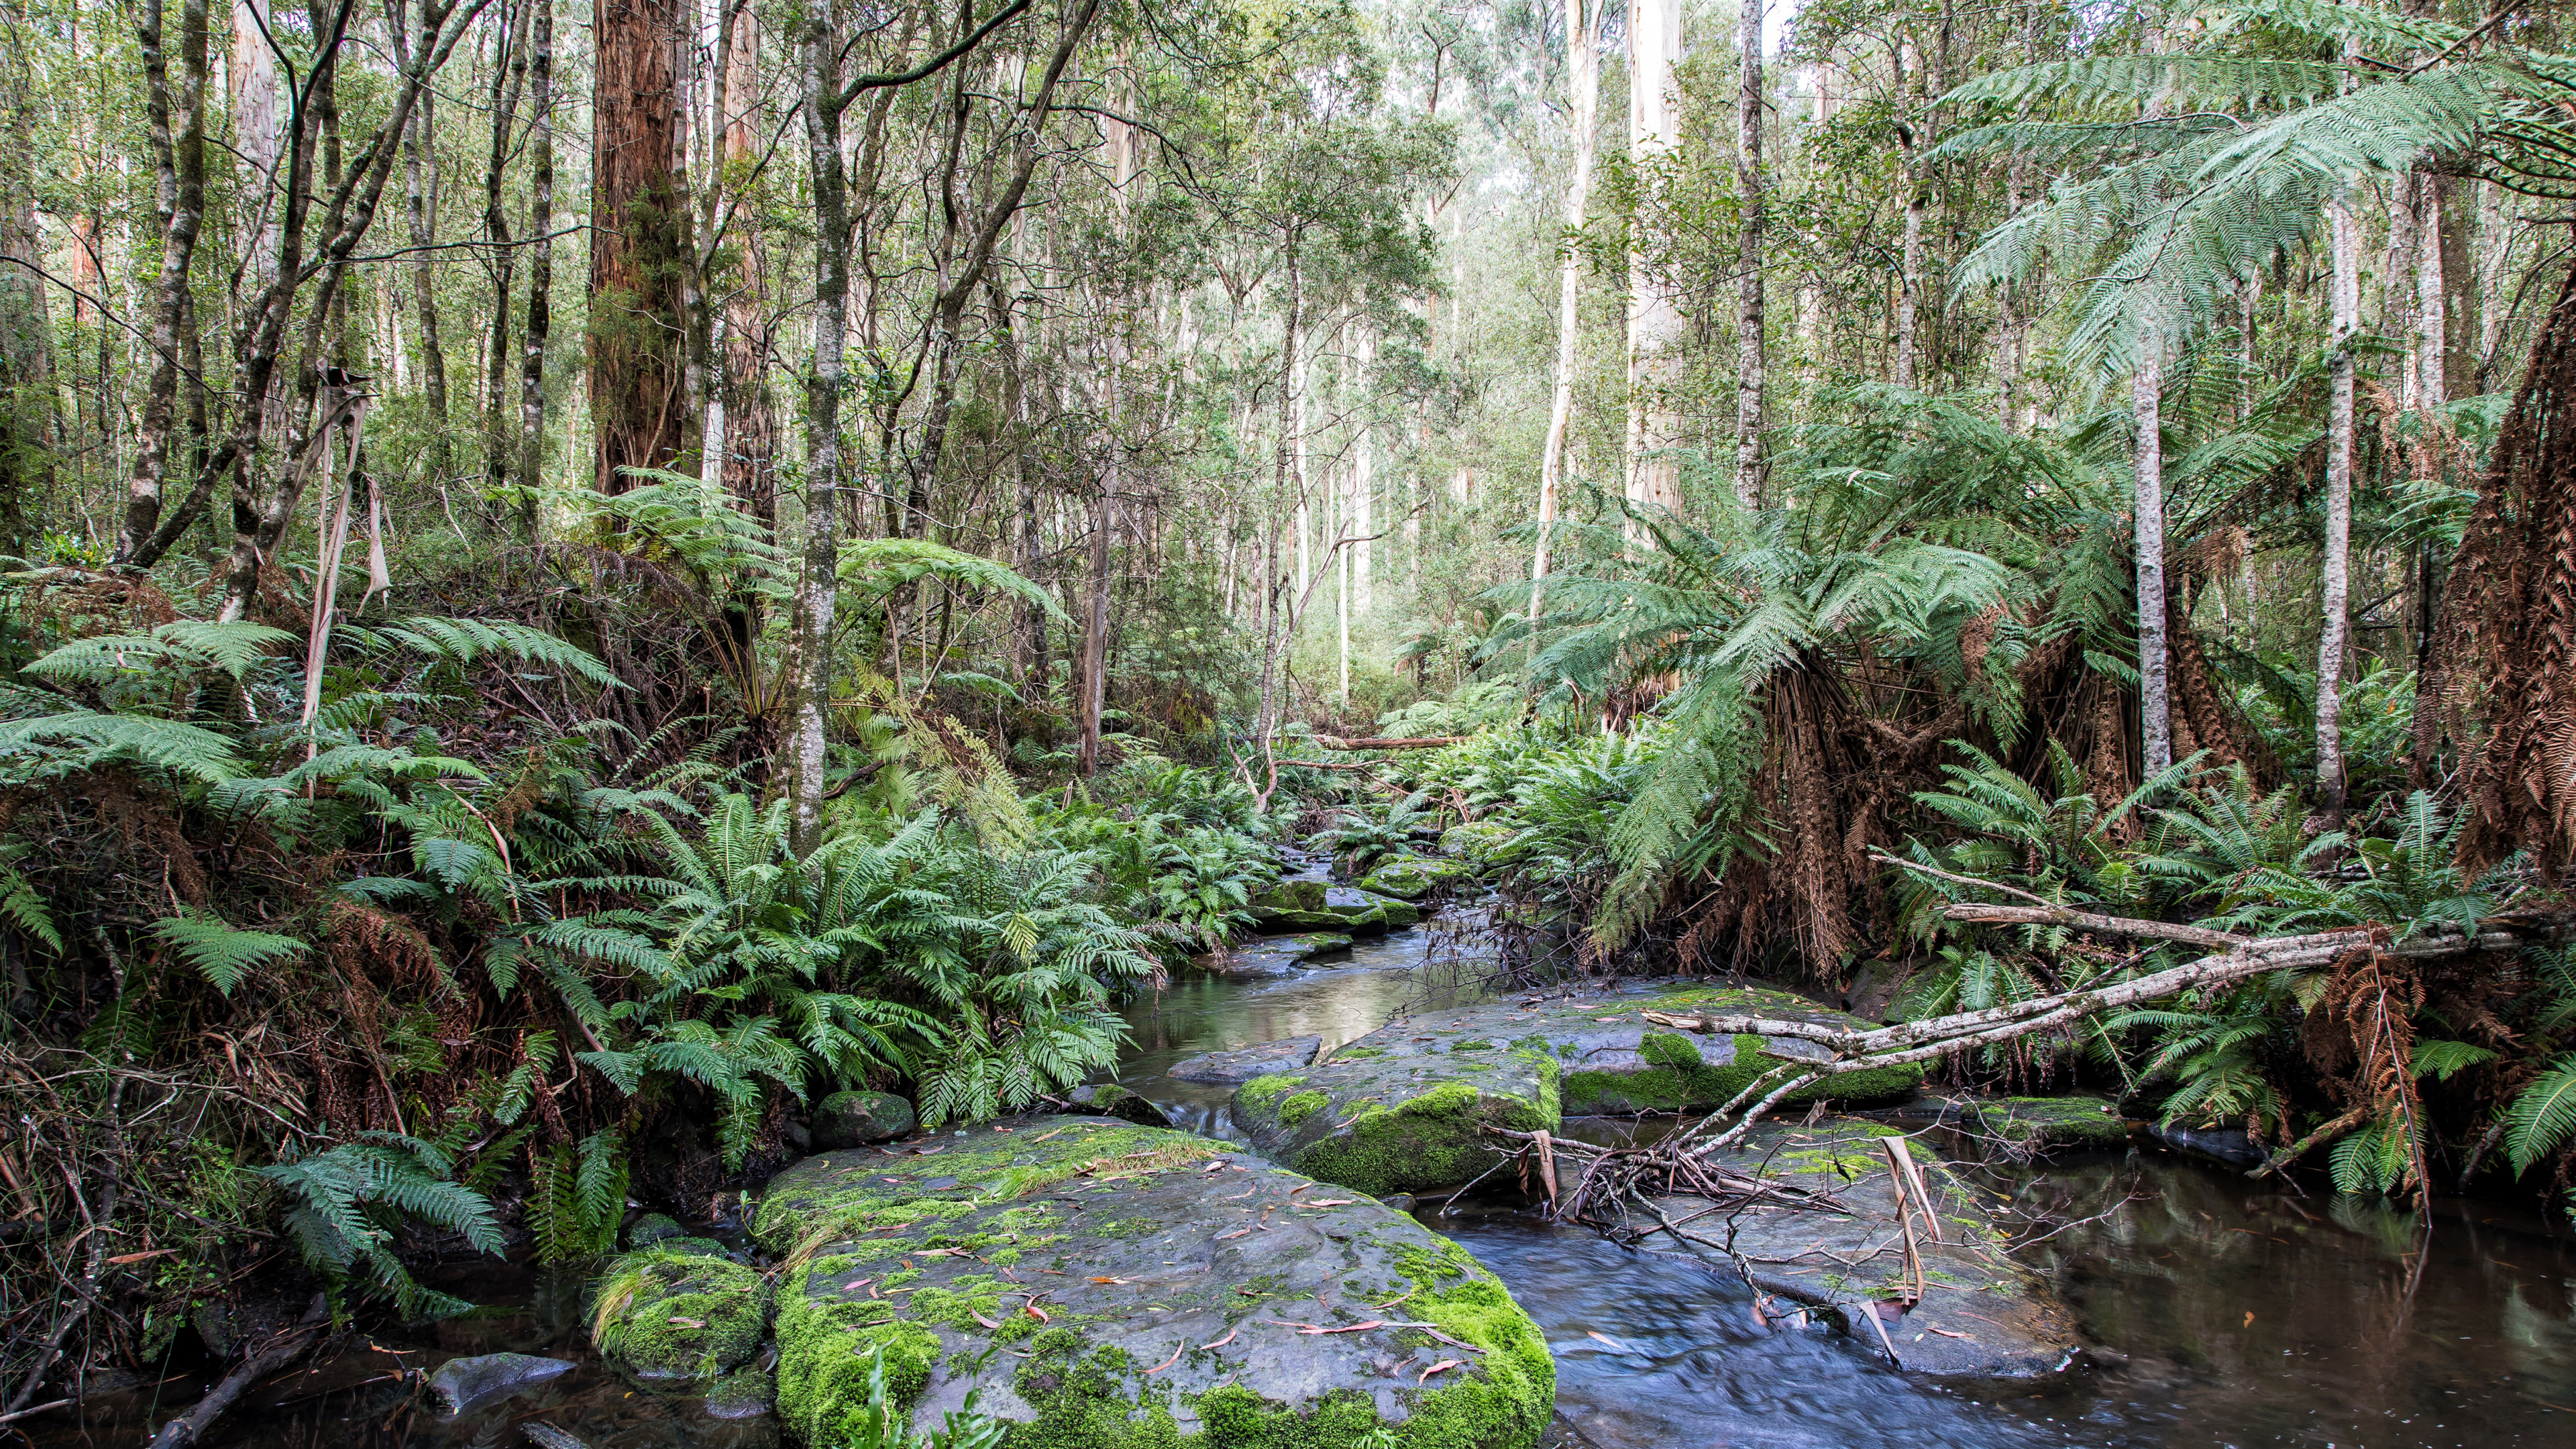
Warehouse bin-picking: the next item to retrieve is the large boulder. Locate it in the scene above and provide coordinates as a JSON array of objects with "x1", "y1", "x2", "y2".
[
  {"x1": 812, "y1": 1090, "x2": 918, "y2": 1149},
  {"x1": 753, "y1": 1117, "x2": 1554, "y2": 1448},
  {"x1": 1357, "y1": 856, "x2": 1472, "y2": 900},
  {"x1": 591, "y1": 1248, "x2": 771, "y2": 1384},
  {"x1": 1231, "y1": 981, "x2": 1920, "y2": 1197},
  {"x1": 1247, "y1": 882, "x2": 1421, "y2": 934},
  {"x1": 427, "y1": 1352, "x2": 576, "y2": 1415},
  {"x1": 1646, "y1": 1120, "x2": 2084, "y2": 1379}
]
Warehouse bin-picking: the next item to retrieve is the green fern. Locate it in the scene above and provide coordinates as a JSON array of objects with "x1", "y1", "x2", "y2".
[
  {"x1": 258, "y1": 1135, "x2": 503, "y2": 1317},
  {"x1": 150, "y1": 910, "x2": 309, "y2": 996},
  {"x1": 2506, "y1": 1055, "x2": 2576, "y2": 1175}
]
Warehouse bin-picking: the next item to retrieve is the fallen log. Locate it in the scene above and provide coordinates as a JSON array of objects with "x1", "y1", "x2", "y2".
[
  {"x1": 146, "y1": 1295, "x2": 328, "y2": 1449},
  {"x1": 1312, "y1": 735, "x2": 1466, "y2": 751}
]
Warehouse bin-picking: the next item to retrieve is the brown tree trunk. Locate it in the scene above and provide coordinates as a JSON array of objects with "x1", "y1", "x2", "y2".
[
  {"x1": 401, "y1": 0, "x2": 451, "y2": 492},
  {"x1": 515, "y1": 0, "x2": 554, "y2": 527},
  {"x1": 716, "y1": 0, "x2": 773, "y2": 523},
  {"x1": 0, "y1": 0, "x2": 54, "y2": 558},
  {"x1": 480, "y1": 2, "x2": 528, "y2": 513},
  {"x1": 115, "y1": 0, "x2": 210, "y2": 566},
  {"x1": 591, "y1": 0, "x2": 690, "y2": 493}
]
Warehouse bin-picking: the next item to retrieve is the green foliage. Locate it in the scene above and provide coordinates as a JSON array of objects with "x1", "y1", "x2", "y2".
[
  {"x1": 2505, "y1": 1055, "x2": 2576, "y2": 1177},
  {"x1": 149, "y1": 910, "x2": 309, "y2": 996},
  {"x1": 833, "y1": 1346, "x2": 1007, "y2": 1449},
  {"x1": 258, "y1": 1134, "x2": 504, "y2": 1318}
]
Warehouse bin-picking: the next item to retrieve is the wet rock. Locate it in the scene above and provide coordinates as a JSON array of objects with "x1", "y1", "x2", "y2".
[
  {"x1": 592, "y1": 1248, "x2": 772, "y2": 1383},
  {"x1": 428, "y1": 1352, "x2": 577, "y2": 1414},
  {"x1": 812, "y1": 1091, "x2": 917, "y2": 1150},
  {"x1": 1246, "y1": 881, "x2": 1421, "y2": 934},
  {"x1": 1954, "y1": 1095, "x2": 2131, "y2": 1159},
  {"x1": 1167, "y1": 1036, "x2": 1322, "y2": 1084},
  {"x1": 703, "y1": 1367, "x2": 777, "y2": 1419},
  {"x1": 752, "y1": 1116, "x2": 1554, "y2": 1448},
  {"x1": 1356, "y1": 856, "x2": 1471, "y2": 900},
  {"x1": 1230, "y1": 981, "x2": 1919, "y2": 1196},
  {"x1": 625, "y1": 1213, "x2": 690, "y2": 1250},
  {"x1": 521, "y1": 1423, "x2": 591, "y2": 1449},
  {"x1": 1193, "y1": 932, "x2": 1352, "y2": 977},
  {"x1": 2148, "y1": 1123, "x2": 2265, "y2": 1168},
  {"x1": 1644, "y1": 1120, "x2": 2083, "y2": 1379},
  {"x1": 1066, "y1": 1082, "x2": 1173, "y2": 1127}
]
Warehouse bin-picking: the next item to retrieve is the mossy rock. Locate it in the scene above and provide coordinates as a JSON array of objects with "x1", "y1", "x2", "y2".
[
  {"x1": 1227, "y1": 981, "x2": 1919, "y2": 1198},
  {"x1": 1645, "y1": 1121, "x2": 2084, "y2": 1378},
  {"x1": 592, "y1": 1248, "x2": 772, "y2": 1384},
  {"x1": 1247, "y1": 883, "x2": 1421, "y2": 935},
  {"x1": 704, "y1": 1366, "x2": 777, "y2": 1419},
  {"x1": 753, "y1": 1116, "x2": 1553, "y2": 1448},
  {"x1": 1066, "y1": 1082, "x2": 1171, "y2": 1127},
  {"x1": 812, "y1": 1090, "x2": 918, "y2": 1150},
  {"x1": 625, "y1": 1213, "x2": 690, "y2": 1249},
  {"x1": 1960, "y1": 1095, "x2": 2131, "y2": 1159},
  {"x1": 1357, "y1": 856, "x2": 1471, "y2": 900},
  {"x1": 1195, "y1": 932, "x2": 1352, "y2": 977},
  {"x1": 1436, "y1": 822, "x2": 1514, "y2": 871}
]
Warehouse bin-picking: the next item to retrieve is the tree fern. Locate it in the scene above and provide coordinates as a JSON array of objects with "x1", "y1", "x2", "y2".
[
  {"x1": 258, "y1": 1134, "x2": 503, "y2": 1316},
  {"x1": 2506, "y1": 1055, "x2": 2576, "y2": 1175},
  {"x1": 150, "y1": 910, "x2": 309, "y2": 996}
]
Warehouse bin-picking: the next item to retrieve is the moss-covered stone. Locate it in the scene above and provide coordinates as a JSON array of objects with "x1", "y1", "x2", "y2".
[
  {"x1": 591, "y1": 1247, "x2": 772, "y2": 1384},
  {"x1": 1069, "y1": 1082, "x2": 1173, "y2": 1127},
  {"x1": 704, "y1": 1366, "x2": 777, "y2": 1419},
  {"x1": 625, "y1": 1212, "x2": 689, "y2": 1249},
  {"x1": 1960, "y1": 1095, "x2": 2131, "y2": 1159},
  {"x1": 1356, "y1": 857, "x2": 1471, "y2": 900},
  {"x1": 1228, "y1": 981, "x2": 1915, "y2": 1197},
  {"x1": 753, "y1": 1117, "x2": 1552, "y2": 1446},
  {"x1": 1247, "y1": 883, "x2": 1423, "y2": 935},
  {"x1": 812, "y1": 1090, "x2": 917, "y2": 1149}
]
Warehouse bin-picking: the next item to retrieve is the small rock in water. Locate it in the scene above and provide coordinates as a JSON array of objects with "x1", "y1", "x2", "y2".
[
  {"x1": 427, "y1": 1352, "x2": 576, "y2": 1415},
  {"x1": 702, "y1": 1367, "x2": 776, "y2": 1419},
  {"x1": 1167, "y1": 1035, "x2": 1322, "y2": 1084},
  {"x1": 1065, "y1": 1082, "x2": 1171, "y2": 1126},
  {"x1": 521, "y1": 1424, "x2": 590, "y2": 1449},
  {"x1": 624, "y1": 1213, "x2": 688, "y2": 1249},
  {"x1": 810, "y1": 1089, "x2": 916, "y2": 1149}
]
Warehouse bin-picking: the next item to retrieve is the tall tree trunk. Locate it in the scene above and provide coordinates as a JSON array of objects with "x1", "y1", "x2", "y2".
[
  {"x1": 592, "y1": 0, "x2": 690, "y2": 493},
  {"x1": 1530, "y1": 0, "x2": 1597, "y2": 622},
  {"x1": 2414, "y1": 171, "x2": 2445, "y2": 412},
  {"x1": 402, "y1": 0, "x2": 451, "y2": 492},
  {"x1": 716, "y1": 0, "x2": 773, "y2": 523},
  {"x1": 2318, "y1": 184, "x2": 2360, "y2": 826},
  {"x1": 515, "y1": 0, "x2": 554, "y2": 526},
  {"x1": 2134, "y1": 348, "x2": 2170, "y2": 776},
  {"x1": 1076, "y1": 71, "x2": 1131, "y2": 777},
  {"x1": 1732, "y1": 0, "x2": 1763, "y2": 507},
  {"x1": 112, "y1": 0, "x2": 209, "y2": 566},
  {"x1": 481, "y1": 2, "x2": 528, "y2": 513},
  {"x1": 1624, "y1": 0, "x2": 1686, "y2": 525},
  {"x1": 1254, "y1": 237, "x2": 1300, "y2": 791},
  {"x1": 790, "y1": 3, "x2": 850, "y2": 854},
  {"x1": 0, "y1": 0, "x2": 55, "y2": 558}
]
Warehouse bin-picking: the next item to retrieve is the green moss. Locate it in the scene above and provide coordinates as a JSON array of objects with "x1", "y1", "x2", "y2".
[
  {"x1": 772, "y1": 1287, "x2": 943, "y2": 1446},
  {"x1": 1277, "y1": 1091, "x2": 1330, "y2": 1128},
  {"x1": 1237, "y1": 1074, "x2": 1305, "y2": 1113},
  {"x1": 592, "y1": 1248, "x2": 770, "y2": 1383},
  {"x1": 1558, "y1": 1031, "x2": 1920, "y2": 1116},
  {"x1": 1295, "y1": 1073, "x2": 1555, "y2": 1197}
]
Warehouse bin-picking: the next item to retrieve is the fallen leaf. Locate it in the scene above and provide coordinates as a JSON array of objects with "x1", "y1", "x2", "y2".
[
  {"x1": 1088, "y1": 1276, "x2": 1132, "y2": 1285},
  {"x1": 1201, "y1": 1161, "x2": 1228, "y2": 1173},
  {"x1": 1199, "y1": 1326, "x2": 1239, "y2": 1350},
  {"x1": 1026, "y1": 1300, "x2": 1051, "y2": 1324},
  {"x1": 1417, "y1": 1358, "x2": 1462, "y2": 1385},
  {"x1": 2242, "y1": 1311, "x2": 2255, "y2": 1328},
  {"x1": 843, "y1": 1278, "x2": 875, "y2": 1291},
  {"x1": 1220, "y1": 1188, "x2": 1256, "y2": 1201},
  {"x1": 1927, "y1": 1328, "x2": 1976, "y2": 1341},
  {"x1": 1214, "y1": 1228, "x2": 1250, "y2": 1241},
  {"x1": 1288, "y1": 1184, "x2": 1311, "y2": 1195},
  {"x1": 105, "y1": 1249, "x2": 176, "y2": 1265},
  {"x1": 667, "y1": 1316, "x2": 706, "y2": 1329},
  {"x1": 971, "y1": 1311, "x2": 1003, "y2": 1330},
  {"x1": 1301, "y1": 1199, "x2": 1356, "y2": 1208},
  {"x1": 1585, "y1": 1332, "x2": 1633, "y2": 1352}
]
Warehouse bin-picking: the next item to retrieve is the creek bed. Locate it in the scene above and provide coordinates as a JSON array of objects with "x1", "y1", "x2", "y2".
[{"x1": 28, "y1": 914, "x2": 2576, "y2": 1449}]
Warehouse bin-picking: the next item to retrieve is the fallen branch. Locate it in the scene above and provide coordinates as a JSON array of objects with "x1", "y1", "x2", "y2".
[
  {"x1": 2247, "y1": 1107, "x2": 2370, "y2": 1180},
  {"x1": 1313, "y1": 735, "x2": 1466, "y2": 751},
  {"x1": 146, "y1": 1295, "x2": 329, "y2": 1449}
]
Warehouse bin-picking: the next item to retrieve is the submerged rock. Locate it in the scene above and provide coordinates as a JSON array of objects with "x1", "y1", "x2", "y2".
[
  {"x1": 1194, "y1": 931, "x2": 1352, "y2": 977},
  {"x1": 1357, "y1": 856, "x2": 1472, "y2": 900},
  {"x1": 1247, "y1": 881, "x2": 1422, "y2": 934},
  {"x1": 1231, "y1": 981, "x2": 1920, "y2": 1196},
  {"x1": 1644, "y1": 1120, "x2": 2083, "y2": 1379},
  {"x1": 1953, "y1": 1095, "x2": 2132, "y2": 1159},
  {"x1": 2148, "y1": 1122, "x2": 2265, "y2": 1168},
  {"x1": 592, "y1": 1248, "x2": 773, "y2": 1383},
  {"x1": 812, "y1": 1090, "x2": 918, "y2": 1149},
  {"x1": 427, "y1": 1352, "x2": 576, "y2": 1414},
  {"x1": 703, "y1": 1367, "x2": 777, "y2": 1419},
  {"x1": 753, "y1": 1116, "x2": 1554, "y2": 1448},
  {"x1": 1066, "y1": 1081, "x2": 1173, "y2": 1126},
  {"x1": 625, "y1": 1213, "x2": 690, "y2": 1250},
  {"x1": 1167, "y1": 1036, "x2": 1322, "y2": 1084}
]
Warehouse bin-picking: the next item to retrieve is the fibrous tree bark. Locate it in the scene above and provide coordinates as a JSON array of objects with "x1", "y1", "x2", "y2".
[
  {"x1": 1529, "y1": 0, "x2": 1598, "y2": 621},
  {"x1": 515, "y1": 0, "x2": 555, "y2": 526},
  {"x1": 481, "y1": 0, "x2": 529, "y2": 513},
  {"x1": 0, "y1": 0, "x2": 53, "y2": 558},
  {"x1": 2317, "y1": 181, "x2": 2360, "y2": 826},
  {"x1": 592, "y1": 0, "x2": 691, "y2": 493}
]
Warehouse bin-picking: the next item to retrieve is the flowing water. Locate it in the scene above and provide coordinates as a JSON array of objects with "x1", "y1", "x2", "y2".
[{"x1": 29, "y1": 913, "x2": 2576, "y2": 1449}]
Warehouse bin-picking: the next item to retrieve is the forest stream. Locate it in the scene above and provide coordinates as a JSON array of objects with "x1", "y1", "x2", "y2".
[{"x1": 25, "y1": 910, "x2": 2576, "y2": 1449}]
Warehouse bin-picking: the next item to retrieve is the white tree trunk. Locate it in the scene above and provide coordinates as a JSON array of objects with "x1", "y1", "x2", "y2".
[
  {"x1": 1624, "y1": 0, "x2": 1686, "y2": 531},
  {"x1": 2318, "y1": 184, "x2": 2360, "y2": 824},
  {"x1": 2134, "y1": 347, "x2": 2171, "y2": 776},
  {"x1": 1733, "y1": 0, "x2": 1762, "y2": 507},
  {"x1": 2415, "y1": 172, "x2": 2446, "y2": 411},
  {"x1": 1532, "y1": 0, "x2": 1599, "y2": 621}
]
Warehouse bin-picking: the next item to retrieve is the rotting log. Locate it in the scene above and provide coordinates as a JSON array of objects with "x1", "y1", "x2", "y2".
[{"x1": 1313, "y1": 735, "x2": 1467, "y2": 751}]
